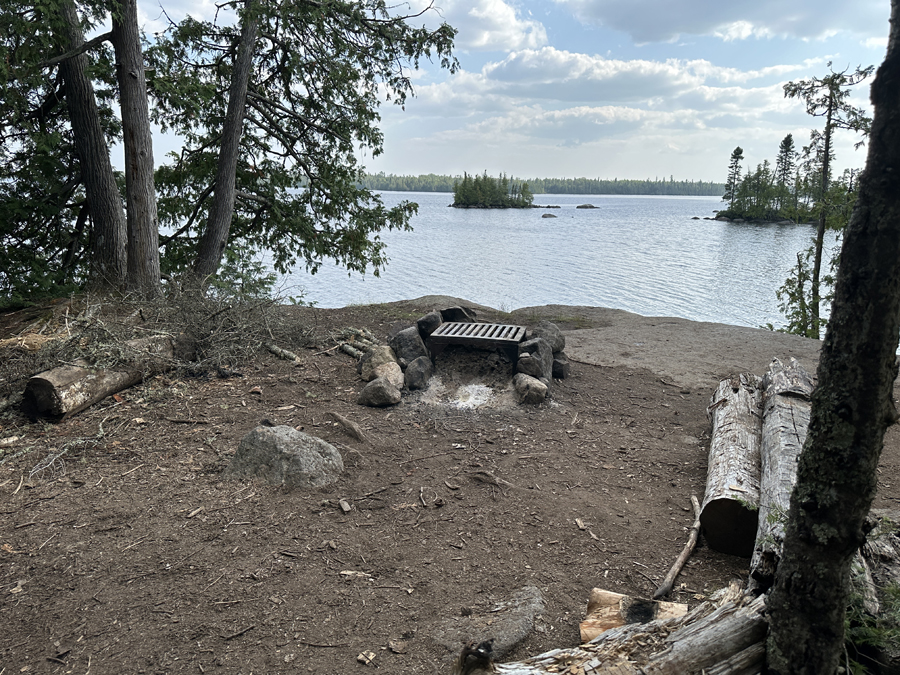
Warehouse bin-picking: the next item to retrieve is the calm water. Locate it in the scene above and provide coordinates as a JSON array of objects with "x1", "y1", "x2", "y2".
[{"x1": 280, "y1": 192, "x2": 835, "y2": 330}]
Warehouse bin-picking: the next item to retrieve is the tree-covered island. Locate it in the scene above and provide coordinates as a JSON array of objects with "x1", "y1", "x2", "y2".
[{"x1": 451, "y1": 172, "x2": 534, "y2": 208}]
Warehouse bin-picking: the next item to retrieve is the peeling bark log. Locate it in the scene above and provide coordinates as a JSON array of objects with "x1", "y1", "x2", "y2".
[
  {"x1": 494, "y1": 593, "x2": 767, "y2": 675},
  {"x1": 23, "y1": 335, "x2": 174, "y2": 419},
  {"x1": 749, "y1": 358, "x2": 815, "y2": 591},
  {"x1": 701, "y1": 374, "x2": 763, "y2": 557}
]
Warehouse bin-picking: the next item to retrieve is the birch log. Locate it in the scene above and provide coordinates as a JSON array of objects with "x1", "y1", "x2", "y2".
[
  {"x1": 23, "y1": 335, "x2": 174, "y2": 419},
  {"x1": 700, "y1": 374, "x2": 763, "y2": 557},
  {"x1": 748, "y1": 358, "x2": 815, "y2": 591}
]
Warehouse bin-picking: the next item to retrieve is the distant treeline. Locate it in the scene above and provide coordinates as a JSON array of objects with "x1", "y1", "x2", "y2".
[{"x1": 360, "y1": 172, "x2": 725, "y2": 196}]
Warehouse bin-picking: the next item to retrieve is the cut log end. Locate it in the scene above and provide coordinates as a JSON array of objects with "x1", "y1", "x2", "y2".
[{"x1": 699, "y1": 498, "x2": 759, "y2": 558}]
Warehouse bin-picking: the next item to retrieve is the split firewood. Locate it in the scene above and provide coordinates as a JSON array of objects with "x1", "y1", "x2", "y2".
[
  {"x1": 579, "y1": 589, "x2": 688, "y2": 642},
  {"x1": 23, "y1": 335, "x2": 174, "y2": 419},
  {"x1": 748, "y1": 358, "x2": 814, "y2": 591},
  {"x1": 700, "y1": 373, "x2": 763, "y2": 557},
  {"x1": 653, "y1": 495, "x2": 701, "y2": 599}
]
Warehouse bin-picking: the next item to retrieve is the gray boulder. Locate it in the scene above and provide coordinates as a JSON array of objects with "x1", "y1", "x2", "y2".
[
  {"x1": 530, "y1": 321, "x2": 565, "y2": 353},
  {"x1": 516, "y1": 337, "x2": 553, "y2": 381},
  {"x1": 357, "y1": 345, "x2": 398, "y2": 382},
  {"x1": 513, "y1": 373, "x2": 548, "y2": 404},
  {"x1": 358, "y1": 378, "x2": 402, "y2": 407},
  {"x1": 389, "y1": 326, "x2": 429, "y2": 366},
  {"x1": 440, "y1": 306, "x2": 476, "y2": 323},
  {"x1": 405, "y1": 356, "x2": 433, "y2": 391},
  {"x1": 552, "y1": 352, "x2": 570, "y2": 379},
  {"x1": 541, "y1": 213, "x2": 557, "y2": 218},
  {"x1": 374, "y1": 361, "x2": 404, "y2": 390},
  {"x1": 226, "y1": 425, "x2": 343, "y2": 488},
  {"x1": 416, "y1": 311, "x2": 443, "y2": 340}
]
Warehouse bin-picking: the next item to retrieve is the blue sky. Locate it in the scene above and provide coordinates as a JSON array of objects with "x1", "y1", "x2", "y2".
[{"x1": 140, "y1": 0, "x2": 890, "y2": 183}]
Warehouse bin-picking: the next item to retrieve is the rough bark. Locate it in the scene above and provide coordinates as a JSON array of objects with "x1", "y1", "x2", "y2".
[
  {"x1": 193, "y1": 5, "x2": 258, "y2": 280},
  {"x1": 492, "y1": 592, "x2": 766, "y2": 675},
  {"x1": 766, "y1": 4, "x2": 900, "y2": 672},
  {"x1": 56, "y1": 0, "x2": 127, "y2": 289},
  {"x1": 22, "y1": 335, "x2": 174, "y2": 419},
  {"x1": 112, "y1": 0, "x2": 160, "y2": 296},
  {"x1": 700, "y1": 374, "x2": 763, "y2": 557},
  {"x1": 749, "y1": 358, "x2": 815, "y2": 591}
]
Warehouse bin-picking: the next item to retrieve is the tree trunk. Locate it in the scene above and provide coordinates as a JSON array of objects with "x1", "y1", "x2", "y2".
[
  {"x1": 112, "y1": 0, "x2": 160, "y2": 296},
  {"x1": 22, "y1": 335, "x2": 174, "y2": 419},
  {"x1": 193, "y1": 5, "x2": 258, "y2": 281},
  {"x1": 766, "y1": 3, "x2": 900, "y2": 671},
  {"x1": 700, "y1": 374, "x2": 762, "y2": 557},
  {"x1": 810, "y1": 95, "x2": 834, "y2": 339},
  {"x1": 748, "y1": 358, "x2": 815, "y2": 591},
  {"x1": 56, "y1": 0, "x2": 127, "y2": 289}
]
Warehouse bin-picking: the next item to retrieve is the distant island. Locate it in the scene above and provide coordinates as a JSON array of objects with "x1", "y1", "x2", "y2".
[
  {"x1": 451, "y1": 172, "x2": 534, "y2": 209},
  {"x1": 360, "y1": 172, "x2": 726, "y2": 196}
]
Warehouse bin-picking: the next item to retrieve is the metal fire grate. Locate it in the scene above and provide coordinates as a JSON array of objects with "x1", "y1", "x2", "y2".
[{"x1": 427, "y1": 322, "x2": 526, "y2": 357}]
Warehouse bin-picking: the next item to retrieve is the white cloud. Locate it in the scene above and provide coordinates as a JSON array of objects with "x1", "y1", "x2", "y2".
[
  {"x1": 408, "y1": 0, "x2": 548, "y2": 51},
  {"x1": 552, "y1": 0, "x2": 887, "y2": 43}
]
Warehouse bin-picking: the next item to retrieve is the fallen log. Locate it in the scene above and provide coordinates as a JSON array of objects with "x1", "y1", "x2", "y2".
[
  {"x1": 749, "y1": 358, "x2": 814, "y2": 591},
  {"x1": 22, "y1": 335, "x2": 174, "y2": 419},
  {"x1": 700, "y1": 374, "x2": 763, "y2": 557},
  {"x1": 494, "y1": 590, "x2": 766, "y2": 674}
]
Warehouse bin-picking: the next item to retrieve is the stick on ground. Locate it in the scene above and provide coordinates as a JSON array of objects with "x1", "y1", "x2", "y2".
[{"x1": 653, "y1": 494, "x2": 702, "y2": 600}]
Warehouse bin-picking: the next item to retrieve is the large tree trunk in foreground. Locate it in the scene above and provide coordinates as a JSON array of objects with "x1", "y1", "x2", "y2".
[
  {"x1": 766, "y1": 4, "x2": 900, "y2": 671},
  {"x1": 700, "y1": 374, "x2": 762, "y2": 557},
  {"x1": 57, "y1": 0, "x2": 127, "y2": 289},
  {"x1": 748, "y1": 358, "x2": 814, "y2": 591},
  {"x1": 193, "y1": 5, "x2": 258, "y2": 281},
  {"x1": 22, "y1": 335, "x2": 173, "y2": 419},
  {"x1": 112, "y1": 0, "x2": 160, "y2": 296}
]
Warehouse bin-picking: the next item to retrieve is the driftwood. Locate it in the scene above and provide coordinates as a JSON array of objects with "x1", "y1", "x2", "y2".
[
  {"x1": 23, "y1": 335, "x2": 174, "y2": 419},
  {"x1": 749, "y1": 358, "x2": 815, "y2": 591},
  {"x1": 579, "y1": 589, "x2": 687, "y2": 642},
  {"x1": 653, "y1": 495, "x2": 701, "y2": 599},
  {"x1": 494, "y1": 590, "x2": 766, "y2": 674},
  {"x1": 701, "y1": 374, "x2": 763, "y2": 557}
]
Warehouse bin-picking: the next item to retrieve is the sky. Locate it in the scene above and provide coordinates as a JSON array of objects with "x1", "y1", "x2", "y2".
[{"x1": 138, "y1": 0, "x2": 891, "y2": 183}]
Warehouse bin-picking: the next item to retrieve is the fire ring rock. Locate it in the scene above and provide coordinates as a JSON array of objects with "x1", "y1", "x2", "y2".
[{"x1": 226, "y1": 425, "x2": 344, "y2": 488}]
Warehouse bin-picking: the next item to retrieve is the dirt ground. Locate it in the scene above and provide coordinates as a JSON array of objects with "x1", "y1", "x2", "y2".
[{"x1": 1, "y1": 296, "x2": 898, "y2": 675}]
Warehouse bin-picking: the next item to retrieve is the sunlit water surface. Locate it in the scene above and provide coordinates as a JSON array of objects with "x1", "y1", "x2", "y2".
[{"x1": 279, "y1": 192, "x2": 835, "y2": 330}]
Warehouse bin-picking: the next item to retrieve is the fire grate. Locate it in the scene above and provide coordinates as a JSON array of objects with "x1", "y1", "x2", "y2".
[{"x1": 427, "y1": 322, "x2": 526, "y2": 358}]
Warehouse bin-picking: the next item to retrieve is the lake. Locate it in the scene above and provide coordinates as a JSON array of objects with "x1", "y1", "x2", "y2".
[{"x1": 280, "y1": 192, "x2": 835, "y2": 330}]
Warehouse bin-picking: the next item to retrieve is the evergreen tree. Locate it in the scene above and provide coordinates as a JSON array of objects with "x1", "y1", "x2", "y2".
[{"x1": 723, "y1": 146, "x2": 744, "y2": 208}]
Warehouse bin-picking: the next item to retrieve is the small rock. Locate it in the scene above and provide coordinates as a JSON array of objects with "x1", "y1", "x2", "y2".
[
  {"x1": 552, "y1": 352, "x2": 570, "y2": 379},
  {"x1": 530, "y1": 321, "x2": 565, "y2": 353},
  {"x1": 374, "y1": 361, "x2": 404, "y2": 390},
  {"x1": 416, "y1": 311, "x2": 443, "y2": 340},
  {"x1": 576, "y1": 203, "x2": 597, "y2": 209},
  {"x1": 513, "y1": 373, "x2": 548, "y2": 404},
  {"x1": 440, "y1": 306, "x2": 477, "y2": 323},
  {"x1": 389, "y1": 326, "x2": 429, "y2": 364},
  {"x1": 357, "y1": 345, "x2": 398, "y2": 382},
  {"x1": 541, "y1": 213, "x2": 557, "y2": 218},
  {"x1": 225, "y1": 426, "x2": 343, "y2": 488},
  {"x1": 358, "y1": 378, "x2": 402, "y2": 407},
  {"x1": 517, "y1": 337, "x2": 553, "y2": 381},
  {"x1": 405, "y1": 355, "x2": 433, "y2": 391}
]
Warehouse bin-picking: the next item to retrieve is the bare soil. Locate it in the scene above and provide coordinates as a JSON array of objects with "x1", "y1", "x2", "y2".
[{"x1": 1, "y1": 296, "x2": 898, "y2": 674}]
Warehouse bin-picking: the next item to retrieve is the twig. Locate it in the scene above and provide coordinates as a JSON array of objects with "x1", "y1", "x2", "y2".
[
  {"x1": 120, "y1": 464, "x2": 145, "y2": 476},
  {"x1": 223, "y1": 625, "x2": 255, "y2": 640},
  {"x1": 296, "y1": 640, "x2": 350, "y2": 648},
  {"x1": 311, "y1": 344, "x2": 341, "y2": 356},
  {"x1": 653, "y1": 495, "x2": 702, "y2": 599},
  {"x1": 326, "y1": 411, "x2": 368, "y2": 443}
]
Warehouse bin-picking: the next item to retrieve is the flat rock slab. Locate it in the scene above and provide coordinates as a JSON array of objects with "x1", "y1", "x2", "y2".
[
  {"x1": 513, "y1": 305, "x2": 822, "y2": 391},
  {"x1": 431, "y1": 585, "x2": 545, "y2": 660},
  {"x1": 226, "y1": 425, "x2": 344, "y2": 488}
]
